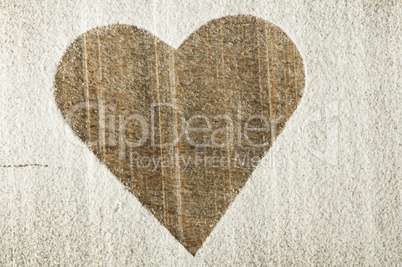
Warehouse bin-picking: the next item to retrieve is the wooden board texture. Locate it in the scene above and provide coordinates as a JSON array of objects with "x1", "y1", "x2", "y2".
[{"x1": 55, "y1": 15, "x2": 305, "y2": 255}]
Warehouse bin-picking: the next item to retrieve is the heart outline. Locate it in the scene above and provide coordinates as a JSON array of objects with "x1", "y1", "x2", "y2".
[{"x1": 55, "y1": 15, "x2": 305, "y2": 255}]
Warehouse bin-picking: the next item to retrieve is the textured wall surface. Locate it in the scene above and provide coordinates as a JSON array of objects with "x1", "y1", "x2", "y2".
[{"x1": 0, "y1": 0, "x2": 400, "y2": 265}]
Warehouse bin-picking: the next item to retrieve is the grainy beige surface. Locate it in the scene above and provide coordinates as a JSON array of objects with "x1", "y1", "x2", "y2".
[{"x1": 0, "y1": 0, "x2": 400, "y2": 265}]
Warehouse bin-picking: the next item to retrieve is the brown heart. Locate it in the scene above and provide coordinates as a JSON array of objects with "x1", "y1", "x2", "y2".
[{"x1": 55, "y1": 15, "x2": 305, "y2": 255}]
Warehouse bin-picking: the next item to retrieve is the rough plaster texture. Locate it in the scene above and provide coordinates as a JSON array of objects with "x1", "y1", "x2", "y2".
[{"x1": 0, "y1": 0, "x2": 400, "y2": 265}]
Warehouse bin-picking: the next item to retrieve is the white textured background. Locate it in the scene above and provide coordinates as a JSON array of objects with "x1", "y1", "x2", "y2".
[{"x1": 0, "y1": 0, "x2": 400, "y2": 265}]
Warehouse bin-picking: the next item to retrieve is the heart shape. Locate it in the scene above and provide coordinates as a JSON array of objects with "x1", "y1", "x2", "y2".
[{"x1": 55, "y1": 15, "x2": 305, "y2": 255}]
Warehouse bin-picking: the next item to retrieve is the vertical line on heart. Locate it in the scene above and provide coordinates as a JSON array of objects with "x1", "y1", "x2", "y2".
[
  {"x1": 264, "y1": 23, "x2": 273, "y2": 145},
  {"x1": 97, "y1": 29, "x2": 105, "y2": 159},
  {"x1": 219, "y1": 19, "x2": 234, "y2": 210},
  {"x1": 170, "y1": 46, "x2": 184, "y2": 241},
  {"x1": 83, "y1": 34, "x2": 91, "y2": 145},
  {"x1": 153, "y1": 37, "x2": 167, "y2": 226}
]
